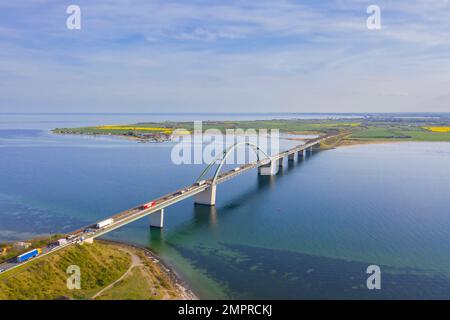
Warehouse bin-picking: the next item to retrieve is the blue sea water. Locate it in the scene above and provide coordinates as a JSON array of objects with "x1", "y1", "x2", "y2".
[{"x1": 1, "y1": 113, "x2": 450, "y2": 299}]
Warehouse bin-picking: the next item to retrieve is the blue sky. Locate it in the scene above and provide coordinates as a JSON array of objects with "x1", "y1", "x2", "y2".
[{"x1": 0, "y1": 0, "x2": 449, "y2": 113}]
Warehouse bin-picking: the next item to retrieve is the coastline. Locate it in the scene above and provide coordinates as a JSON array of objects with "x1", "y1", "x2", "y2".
[
  {"x1": 52, "y1": 130, "x2": 424, "y2": 149},
  {"x1": 0, "y1": 237, "x2": 197, "y2": 300},
  {"x1": 337, "y1": 138, "x2": 404, "y2": 147},
  {"x1": 51, "y1": 130, "x2": 171, "y2": 143},
  {"x1": 98, "y1": 239, "x2": 198, "y2": 300}
]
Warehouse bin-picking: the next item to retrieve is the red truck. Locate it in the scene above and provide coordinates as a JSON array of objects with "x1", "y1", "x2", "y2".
[{"x1": 141, "y1": 201, "x2": 156, "y2": 209}]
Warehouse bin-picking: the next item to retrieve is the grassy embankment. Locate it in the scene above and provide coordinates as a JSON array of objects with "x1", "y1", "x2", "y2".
[{"x1": 0, "y1": 241, "x2": 189, "y2": 300}]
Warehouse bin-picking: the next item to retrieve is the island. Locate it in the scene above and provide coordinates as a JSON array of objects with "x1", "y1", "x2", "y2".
[{"x1": 52, "y1": 114, "x2": 450, "y2": 144}]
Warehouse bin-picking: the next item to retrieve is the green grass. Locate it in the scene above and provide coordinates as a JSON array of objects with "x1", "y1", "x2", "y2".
[
  {"x1": 350, "y1": 126, "x2": 410, "y2": 139},
  {"x1": 0, "y1": 242, "x2": 189, "y2": 300},
  {"x1": 350, "y1": 125, "x2": 450, "y2": 141},
  {"x1": 0, "y1": 241, "x2": 130, "y2": 300},
  {"x1": 404, "y1": 131, "x2": 450, "y2": 141},
  {"x1": 95, "y1": 267, "x2": 160, "y2": 300},
  {"x1": 95, "y1": 248, "x2": 185, "y2": 300}
]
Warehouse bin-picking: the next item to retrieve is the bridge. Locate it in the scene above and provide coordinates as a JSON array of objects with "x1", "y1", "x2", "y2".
[{"x1": 0, "y1": 132, "x2": 345, "y2": 274}]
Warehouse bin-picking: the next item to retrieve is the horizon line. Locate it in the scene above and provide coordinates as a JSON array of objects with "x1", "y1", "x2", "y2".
[{"x1": 1, "y1": 112, "x2": 449, "y2": 116}]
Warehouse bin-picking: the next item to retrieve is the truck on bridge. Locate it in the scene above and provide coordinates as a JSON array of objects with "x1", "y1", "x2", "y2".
[
  {"x1": 16, "y1": 248, "x2": 42, "y2": 263},
  {"x1": 141, "y1": 201, "x2": 156, "y2": 209},
  {"x1": 95, "y1": 218, "x2": 114, "y2": 229}
]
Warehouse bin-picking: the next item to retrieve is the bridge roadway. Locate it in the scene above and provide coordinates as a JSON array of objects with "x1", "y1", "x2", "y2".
[{"x1": 0, "y1": 133, "x2": 343, "y2": 274}]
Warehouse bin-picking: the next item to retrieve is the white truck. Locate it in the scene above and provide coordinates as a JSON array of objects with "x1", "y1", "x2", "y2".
[{"x1": 95, "y1": 218, "x2": 114, "y2": 229}]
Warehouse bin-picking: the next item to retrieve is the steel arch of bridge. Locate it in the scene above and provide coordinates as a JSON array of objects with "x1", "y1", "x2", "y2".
[{"x1": 196, "y1": 142, "x2": 272, "y2": 185}]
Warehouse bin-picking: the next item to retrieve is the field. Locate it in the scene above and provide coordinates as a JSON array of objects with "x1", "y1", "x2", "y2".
[
  {"x1": 350, "y1": 125, "x2": 450, "y2": 141},
  {"x1": 423, "y1": 126, "x2": 450, "y2": 133}
]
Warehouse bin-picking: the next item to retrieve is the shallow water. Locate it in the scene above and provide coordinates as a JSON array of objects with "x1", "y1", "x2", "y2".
[{"x1": 1, "y1": 114, "x2": 450, "y2": 299}]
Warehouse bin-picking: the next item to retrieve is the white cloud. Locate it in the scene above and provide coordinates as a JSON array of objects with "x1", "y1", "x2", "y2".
[{"x1": 0, "y1": 0, "x2": 450, "y2": 113}]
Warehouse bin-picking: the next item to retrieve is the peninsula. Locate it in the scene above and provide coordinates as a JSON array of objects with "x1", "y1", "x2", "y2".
[{"x1": 52, "y1": 114, "x2": 450, "y2": 144}]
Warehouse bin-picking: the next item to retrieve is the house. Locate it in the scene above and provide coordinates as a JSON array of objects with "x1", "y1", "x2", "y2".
[{"x1": 13, "y1": 241, "x2": 32, "y2": 249}]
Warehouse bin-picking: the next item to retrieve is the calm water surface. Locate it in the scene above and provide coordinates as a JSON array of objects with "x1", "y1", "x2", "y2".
[{"x1": 1, "y1": 114, "x2": 450, "y2": 299}]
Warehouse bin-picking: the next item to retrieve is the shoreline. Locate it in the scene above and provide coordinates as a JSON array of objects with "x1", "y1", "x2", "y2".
[
  {"x1": 52, "y1": 130, "x2": 443, "y2": 148},
  {"x1": 98, "y1": 239, "x2": 198, "y2": 300},
  {"x1": 52, "y1": 130, "x2": 171, "y2": 143},
  {"x1": 337, "y1": 138, "x2": 405, "y2": 147}
]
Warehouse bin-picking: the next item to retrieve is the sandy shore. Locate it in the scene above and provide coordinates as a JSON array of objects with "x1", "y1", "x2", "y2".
[{"x1": 337, "y1": 139, "x2": 405, "y2": 147}]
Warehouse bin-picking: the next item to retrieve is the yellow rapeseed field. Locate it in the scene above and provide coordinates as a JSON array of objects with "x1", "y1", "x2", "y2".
[
  {"x1": 423, "y1": 126, "x2": 450, "y2": 133},
  {"x1": 95, "y1": 125, "x2": 173, "y2": 133}
]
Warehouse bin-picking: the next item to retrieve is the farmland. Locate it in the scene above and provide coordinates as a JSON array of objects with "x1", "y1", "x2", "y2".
[
  {"x1": 52, "y1": 114, "x2": 450, "y2": 143},
  {"x1": 423, "y1": 126, "x2": 450, "y2": 133}
]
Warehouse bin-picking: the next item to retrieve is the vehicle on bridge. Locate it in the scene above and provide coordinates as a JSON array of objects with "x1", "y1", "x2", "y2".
[
  {"x1": 56, "y1": 238, "x2": 68, "y2": 246},
  {"x1": 48, "y1": 238, "x2": 67, "y2": 249},
  {"x1": 16, "y1": 248, "x2": 42, "y2": 263},
  {"x1": 95, "y1": 218, "x2": 114, "y2": 229},
  {"x1": 141, "y1": 201, "x2": 156, "y2": 209},
  {"x1": 75, "y1": 237, "x2": 86, "y2": 244}
]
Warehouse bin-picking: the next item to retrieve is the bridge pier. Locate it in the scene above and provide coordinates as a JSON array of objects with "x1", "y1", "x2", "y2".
[
  {"x1": 258, "y1": 160, "x2": 279, "y2": 176},
  {"x1": 150, "y1": 209, "x2": 164, "y2": 228},
  {"x1": 297, "y1": 149, "x2": 306, "y2": 158},
  {"x1": 194, "y1": 185, "x2": 217, "y2": 206},
  {"x1": 288, "y1": 153, "x2": 298, "y2": 162}
]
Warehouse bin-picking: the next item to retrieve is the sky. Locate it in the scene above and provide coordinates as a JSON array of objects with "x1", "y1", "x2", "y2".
[{"x1": 0, "y1": 0, "x2": 449, "y2": 113}]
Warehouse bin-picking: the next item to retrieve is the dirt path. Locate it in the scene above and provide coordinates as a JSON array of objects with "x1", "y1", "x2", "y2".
[{"x1": 91, "y1": 248, "x2": 142, "y2": 299}]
